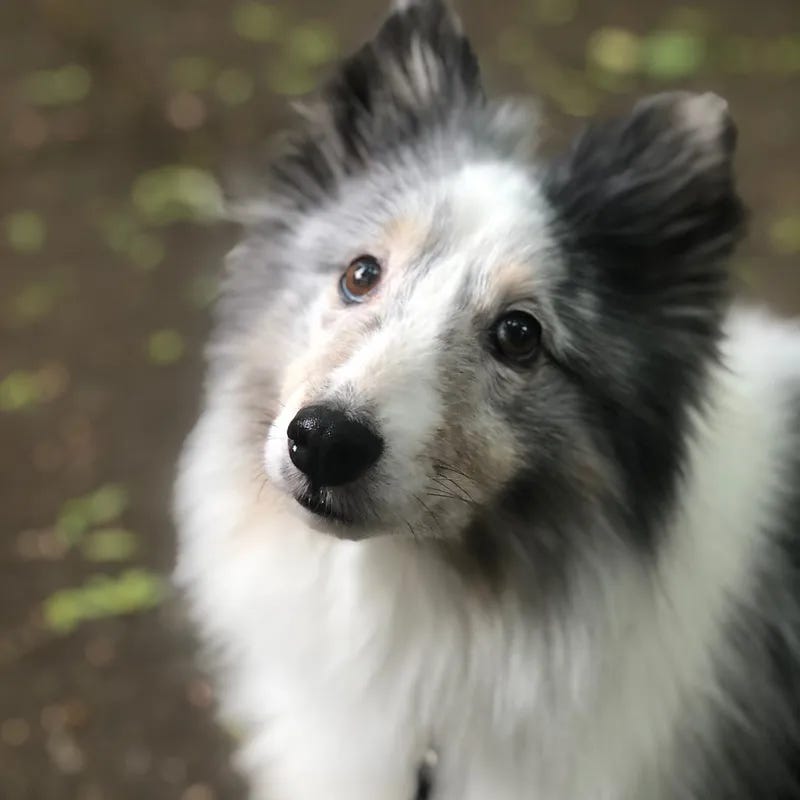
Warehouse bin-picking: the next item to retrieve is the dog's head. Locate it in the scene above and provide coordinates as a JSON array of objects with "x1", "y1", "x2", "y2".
[{"x1": 215, "y1": 0, "x2": 744, "y2": 551}]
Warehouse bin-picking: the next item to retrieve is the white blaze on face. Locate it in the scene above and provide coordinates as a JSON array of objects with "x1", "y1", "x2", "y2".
[
  {"x1": 445, "y1": 162, "x2": 544, "y2": 248},
  {"x1": 265, "y1": 159, "x2": 549, "y2": 501}
]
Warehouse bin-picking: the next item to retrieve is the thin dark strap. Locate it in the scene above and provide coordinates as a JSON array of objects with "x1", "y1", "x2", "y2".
[
  {"x1": 415, "y1": 763, "x2": 434, "y2": 800},
  {"x1": 415, "y1": 748, "x2": 438, "y2": 800}
]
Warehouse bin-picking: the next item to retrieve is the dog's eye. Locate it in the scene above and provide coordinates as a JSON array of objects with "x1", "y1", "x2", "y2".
[
  {"x1": 340, "y1": 255, "x2": 382, "y2": 304},
  {"x1": 492, "y1": 311, "x2": 542, "y2": 365}
]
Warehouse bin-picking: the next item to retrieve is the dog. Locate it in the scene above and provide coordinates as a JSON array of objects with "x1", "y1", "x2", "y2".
[{"x1": 174, "y1": 1, "x2": 800, "y2": 797}]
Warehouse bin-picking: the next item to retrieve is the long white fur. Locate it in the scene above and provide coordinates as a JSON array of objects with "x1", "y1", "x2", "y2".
[{"x1": 176, "y1": 263, "x2": 800, "y2": 800}]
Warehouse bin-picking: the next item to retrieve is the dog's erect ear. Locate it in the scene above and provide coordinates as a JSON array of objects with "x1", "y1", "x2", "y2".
[
  {"x1": 545, "y1": 92, "x2": 745, "y2": 286},
  {"x1": 269, "y1": 1, "x2": 482, "y2": 214},
  {"x1": 326, "y1": 0, "x2": 481, "y2": 125}
]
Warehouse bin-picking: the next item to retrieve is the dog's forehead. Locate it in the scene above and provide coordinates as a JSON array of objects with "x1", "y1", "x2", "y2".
[
  {"x1": 439, "y1": 161, "x2": 544, "y2": 238},
  {"x1": 384, "y1": 160, "x2": 550, "y2": 300}
]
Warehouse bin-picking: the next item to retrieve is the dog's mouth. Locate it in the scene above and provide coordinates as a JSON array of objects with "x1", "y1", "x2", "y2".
[{"x1": 294, "y1": 489, "x2": 354, "y2": 526}]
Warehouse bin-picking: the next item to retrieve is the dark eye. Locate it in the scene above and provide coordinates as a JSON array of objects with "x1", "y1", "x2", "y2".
[
  {"x1": 492, "y1": 311, "x2": 542, "y2": 365},
  {"x1": 340, "y1": 255, "x2": 382, "y2": 303}
]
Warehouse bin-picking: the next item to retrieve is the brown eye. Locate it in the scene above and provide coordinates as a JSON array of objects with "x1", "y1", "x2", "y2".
[
  {"x1": 492, "y1": 311, "x2": 542, "y2": 365},
  {"x1": 340, "y1": 255, "x2": 382, "y2": 304}
]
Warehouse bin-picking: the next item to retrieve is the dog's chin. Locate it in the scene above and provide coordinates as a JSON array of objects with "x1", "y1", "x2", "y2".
[{"x1": 291, "y1": 490, "x2": 377, "y2": 541}]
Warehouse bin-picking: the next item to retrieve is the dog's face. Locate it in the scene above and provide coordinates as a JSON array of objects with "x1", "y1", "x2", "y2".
[
  {"x1": 216, "y1": 1, "x2": 744, "y2": 548},
  {"x1": 261, "y1": 159, "x2": 563, "y2": 537}
]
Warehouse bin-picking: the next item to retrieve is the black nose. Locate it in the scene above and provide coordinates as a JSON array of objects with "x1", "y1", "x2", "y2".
[{"x1": 287, "y1": 405, "x2": 383, "y2": 487}]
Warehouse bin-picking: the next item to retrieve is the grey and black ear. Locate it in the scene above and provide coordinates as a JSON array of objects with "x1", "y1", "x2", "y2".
[
  {"x1": 270, "y1": 0, "x2": 482, "y2": 212},
  {"x1": 545, "y1": 92, "x2": 746, "y2": 298}
]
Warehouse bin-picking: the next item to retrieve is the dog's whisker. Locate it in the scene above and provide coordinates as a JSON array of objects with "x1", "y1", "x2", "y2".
[
  {"x1": 413, "y1": 494, "x2": 446, "y2": 539},
  {"x1": 431, "y1": 474, "x2": 474, "y2": 503},
  {"x1": 425, "y1": 491, "x2": 475, "y2": 506},
  {"x1": 433, "y1": 462, "x2": 478, "y2": 489}
]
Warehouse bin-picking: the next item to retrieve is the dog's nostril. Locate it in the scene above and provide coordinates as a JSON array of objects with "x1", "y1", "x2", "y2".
[
  {"x1": 286, "y1": 411, "x2": 321, "y2": 447},
  {"x1": 287, "y1": 405, "x2": 383, "y2": 487}
]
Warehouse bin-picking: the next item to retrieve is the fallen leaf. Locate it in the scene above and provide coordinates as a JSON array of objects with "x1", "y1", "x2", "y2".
[
  {"x1": 214, "y1": 68, "x2": 255, "y2": 106},
  {"x1": 232, "y1": 2, "x2": 282, "y2": 42},
  {"x1": 148, "y1": 329, "x2": 186, "y2": 365},
  {"x1": 42, "y1": 570, "x2": 166, "y2": 634},
  {"x1": 770, "y1": 212, "x2": 800, "y2": 254},
  {"x1": 5, "y1": 211, "x2": 46, "y2": 253},
  {"x1": 642, "y1": 30, "x2": 706, "y2": 79},
  {"x1": 82, "y1": 529, "x2": 139, "y2": 562},
  {"x1": 21, "y1": 65, "x2": 91, "y2": 107},
  {"x1": 587, "y1": 27, "x2": 641, "y2": 75},
  {"x1": 131, "y1": 166, "x2": 222, "y2": 225},
  {"x1": 288, "y1": 23, "x2": 339, "y2": 66}
]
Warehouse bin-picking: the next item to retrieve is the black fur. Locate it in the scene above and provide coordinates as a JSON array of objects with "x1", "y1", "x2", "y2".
[
  {"x1": 543, "y1": 94, "x2": 747, "y2": 547},
  {"x1": 270, "y1": 0, "x2": 483, "y2": 213}
]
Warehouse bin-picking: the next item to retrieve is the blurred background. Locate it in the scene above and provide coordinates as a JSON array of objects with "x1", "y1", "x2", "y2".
[{"x1": 1, "y1": 0, "x2": 798, "y2": 798}]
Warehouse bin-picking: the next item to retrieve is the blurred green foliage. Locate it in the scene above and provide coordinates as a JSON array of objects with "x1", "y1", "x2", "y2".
[
  {"x1": 215, "y1": 68, "x2": 256, "y2": 106},
  {"x1": 232, "y1": 2, "x2": 283, "y2": 42},
  {"x1": 0, "y1": 371, "x2": 44, "y2": 412},
  {"x1": 770, "y1": 213, "x2": 800, "y2": 255},
  {"x1": 21, "y1": 64, "x2": 91, "y2": 107},
  {"x1": 0, "y1": 365, "x2": 67, "y2": 412},
  {"x1": 81, "y1": 529, "x2": 140, "y2": 563},
  {"x1": 56, "y1": 484, "x2": 130, "y2": 547},
  {"x1": 131, "y1": 166, "x2": 222, "y2": 225},
  {"x1": 288, "y1": 23, "x2": 339, "y2": 66},
  {"x1": 42, "y1": 570, "x2": 166, "y2": 634},
  {"x1": 588, "y1": 28, "x2": 641, "y2": 75},
  {"x1": 148, "y1": 329, "x2": 186, "y2": 365},
  {"x1": 5, "y1": 211, "x2": 47, "y2": 254},
  {"x1": 642, "y1": 31, "x2": 706, "y2": 79},
  {"x1": 534, "y1": 0, "x2": 578, "y2": 26}
]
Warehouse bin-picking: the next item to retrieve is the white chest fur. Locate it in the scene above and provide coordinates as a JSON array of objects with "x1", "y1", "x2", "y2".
[{"x1": 175, "y1": 311, "x2": 800, "y2": 800}]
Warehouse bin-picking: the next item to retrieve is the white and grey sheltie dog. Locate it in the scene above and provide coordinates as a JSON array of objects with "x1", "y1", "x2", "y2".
[{"x1": 174, "y1": 1, "x2": 800, "y2": 797}]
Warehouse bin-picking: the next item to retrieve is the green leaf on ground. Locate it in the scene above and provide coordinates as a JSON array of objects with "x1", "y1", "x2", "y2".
[
  {"x1": 288, "y1": 23, "x2": 339, "y2": 66},
  {"x1": 56, "y1": 484, "x2": 129, "y2": 546},
  {"x1": 587, "y1": 27, "x2": 641, "y2": 75},
  {"x1": 0, "y1": 365, "x2": 67, "y2": 412},
  {"x1": 42, "y1": 570, "x2": 166, "y2": 634},
  {"x1": 7, "y1": 278, "x2": 63, "y2": 326},
  {"x1": 0, "y1": 371, "x2": 41, "y2": 411},
  {"x1": 770, "y1": 213, "x2": 800, "y2": 254},
  {"x1": 215, "y1": 68, "x2": 255, "y2": 106},
  {"x1": 265, "y1": 60, "x2": 317, "y2": 96},
  {"x1": 128, "y1": 233, "x2": 165, "y2": 270},
  {"x1": 534, "y1": 0, "x2": 577, "y2": 26},
  {"x1": 81, "y1": 529, "x2": 139, "y2": 562},
  {"x1": 232, "y1": 2, "x2": 282, "y2": 42},
  {"x1": 5, "y1": 211, "x2": 46, "y2": 253},
  {"x1": 131, "y1": 166, "x2": 222, "y2": 225},
  {"x1": 21, "y1": 65, "x2": 92, "y2": 107},
  {"x1": 147, "y1": 330, "x2": 185, "y2": 365},
  {"x1": 642, "y1": 30, "x2": 706, "y2": 79}
]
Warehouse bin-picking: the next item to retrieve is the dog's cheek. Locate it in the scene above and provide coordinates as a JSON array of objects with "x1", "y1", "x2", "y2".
[
  {"x1": 437, "y1": 405, "x2": 524, "y2": 508},
  {"x1": 471, "y1": 418, "x2": 524, "y2": 491}
]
